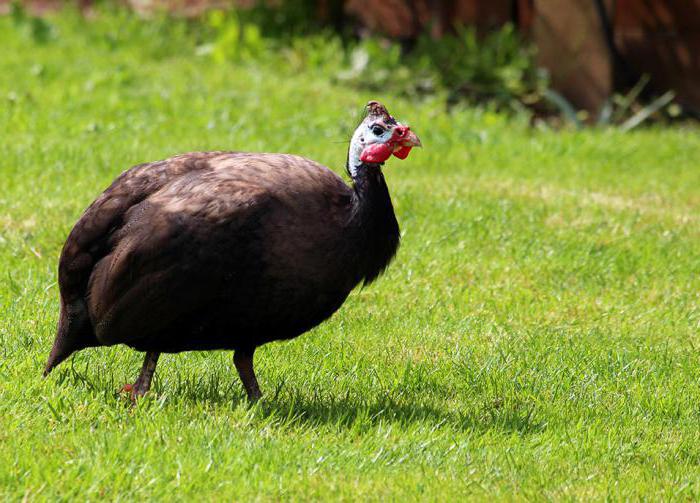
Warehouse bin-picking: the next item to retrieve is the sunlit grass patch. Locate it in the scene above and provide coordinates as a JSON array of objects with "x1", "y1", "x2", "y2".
[{"x1": 1, "y1": 8, "x2": 700, "y2": 501}]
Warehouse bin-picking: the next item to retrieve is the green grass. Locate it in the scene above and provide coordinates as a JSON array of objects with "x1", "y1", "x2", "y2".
[{"x1": 2, "y1": 8, "x2": 700, "y2": 501}]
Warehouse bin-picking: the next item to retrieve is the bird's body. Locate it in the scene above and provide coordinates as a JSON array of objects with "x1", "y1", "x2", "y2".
[{"x1": 44, "y1": 101, "x2": 420, "y2": 401}]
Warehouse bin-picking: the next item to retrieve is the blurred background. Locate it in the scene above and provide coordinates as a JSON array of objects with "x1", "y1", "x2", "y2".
[{"x1": 2, "y1": 0, "x2": 699, "y2": 129}]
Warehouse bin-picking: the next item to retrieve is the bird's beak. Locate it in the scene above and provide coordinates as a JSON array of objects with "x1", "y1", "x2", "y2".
[{"x1": 391, "y1": 126, "x2": 421, "y2": 160}]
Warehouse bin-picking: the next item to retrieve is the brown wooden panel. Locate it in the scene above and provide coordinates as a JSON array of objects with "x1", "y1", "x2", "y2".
[
  {"x1": 344, "y1": 0, "x2": 513, "y2": 39},
  {"x1": 452, "y1": 0, "x2": 512, "y2": 28},
  {"x1": 615, "y1": 0, "x2": 700, "y2": 30},
  {"x1": 531, "y1": 0, "x2": 613, "y2": 114},
  {"x1": 614, "y1": 0, "x2": 700, "y2": 110}
]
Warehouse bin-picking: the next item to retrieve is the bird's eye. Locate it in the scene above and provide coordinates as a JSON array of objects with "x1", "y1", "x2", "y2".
[{"x1": 371, "y1": 125, "x2": 385, "y2": 136}]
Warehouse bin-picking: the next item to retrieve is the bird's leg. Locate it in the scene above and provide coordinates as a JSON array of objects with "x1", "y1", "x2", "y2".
[
  {"x1": 233, "y1": 349, "x2": 262, "y2": 403},
  {"x1": 122, "y1": 351, "x2": 160, "y2": 400}
]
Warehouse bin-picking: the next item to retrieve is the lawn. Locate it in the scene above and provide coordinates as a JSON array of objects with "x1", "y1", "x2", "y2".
[{"x1": 2, "y1": 9, "x2": 700, "y2": 501}]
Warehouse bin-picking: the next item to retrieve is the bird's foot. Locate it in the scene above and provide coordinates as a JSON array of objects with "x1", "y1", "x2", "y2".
[
  {"x1": 247, "y1": 388, "x2": 262, "y2": 404},
  {"x1": 119, "y1": 381, "x2": 149, "y2": 403}
]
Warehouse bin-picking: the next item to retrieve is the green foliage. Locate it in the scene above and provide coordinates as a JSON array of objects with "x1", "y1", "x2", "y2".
[
  {"x1": 199, "y1": 9, "x2": 546, "y2": 112},
  {"x1": 599, "y1": 75, "x2": 680, "y2": 130},
  {"x1": 2, "y1": 8, "x2": 700, "y2": 500},
  {"x1": 198, "y1": 9, "x2": 266, "y2": 62},
  {"x1": 337, "y1": 38, "x2": 413, "y2": 91},
  {"x1": 282, "y1": 33, "x2": 346, "y2": 73},
  {"x1": 336, "y1": 24, "x2": 549, "y2": 112},
  {"x1": 9, "y1": 0, "x2": 56, "y2": 44},
  {"x1": 245, "y1": 0, "x2": 324, "y2": 36},
  {"x1": 416, "y1": 25, "x2": 548, "y2": 107}
]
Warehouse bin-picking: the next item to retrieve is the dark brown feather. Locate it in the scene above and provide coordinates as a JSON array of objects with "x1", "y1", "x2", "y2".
[{"x1": 45, "y1": 150, "x2": 399, "y2": 372}]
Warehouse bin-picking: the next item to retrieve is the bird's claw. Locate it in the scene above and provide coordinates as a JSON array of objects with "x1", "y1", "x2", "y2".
[{"x1": 119, "y1": 382, "x2": 148, "y2": 403}]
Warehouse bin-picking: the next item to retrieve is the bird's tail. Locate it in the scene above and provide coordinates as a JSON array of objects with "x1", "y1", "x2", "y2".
[{"x1": 43, "y1": 299, "x2": 96, "y2": 376}]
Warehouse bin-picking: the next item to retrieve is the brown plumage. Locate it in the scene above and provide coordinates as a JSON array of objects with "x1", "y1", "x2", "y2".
[{"x1": 44, "y1": 101, "x2": 421, "y2": 401}]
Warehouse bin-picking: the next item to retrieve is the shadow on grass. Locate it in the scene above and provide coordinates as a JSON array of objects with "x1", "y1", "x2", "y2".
[
  {"x1": 51, "y1": 356, "x2": 546, "y2": 435},
  {"x1": 163, "y1": 374, "x2": 546, "y2": 435},
  {"x1": 255, "y1": 392, "x2": 546, "y2": 435}
]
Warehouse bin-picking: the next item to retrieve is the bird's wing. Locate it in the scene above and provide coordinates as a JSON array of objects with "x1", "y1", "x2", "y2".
[
  {"x1": 63, "y1": 151, "x2": 353, "y2": 347},
  {"x1": 58, "y1": 152, "x2": 233, "y2": 304},
  {"x1": 85, "y1": 170, "x2": 272, "y2": 347}
]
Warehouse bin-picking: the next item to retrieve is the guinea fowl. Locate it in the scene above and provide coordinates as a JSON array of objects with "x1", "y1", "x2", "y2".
[{"x1": 44, "y1": 100, "x2": 421, "y2": 401}]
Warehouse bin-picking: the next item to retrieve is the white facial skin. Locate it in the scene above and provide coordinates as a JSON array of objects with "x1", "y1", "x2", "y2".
[{"x1": 348, "y1": 119, "x2": 396, "y2": 178}]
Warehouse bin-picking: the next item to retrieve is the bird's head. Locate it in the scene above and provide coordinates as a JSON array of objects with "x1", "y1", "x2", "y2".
[{"x1": 347, "y1": 101, "x2": 421, "y2": 177}]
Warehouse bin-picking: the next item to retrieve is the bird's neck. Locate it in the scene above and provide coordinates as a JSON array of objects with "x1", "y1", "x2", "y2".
[{"x1": 348, "y1": 162, "x2": 400, "y2": 285}]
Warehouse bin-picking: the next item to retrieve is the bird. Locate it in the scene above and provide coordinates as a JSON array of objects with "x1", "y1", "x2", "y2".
[{"x1": 43, "y1": 100, "x2": 421, "y2": 402}]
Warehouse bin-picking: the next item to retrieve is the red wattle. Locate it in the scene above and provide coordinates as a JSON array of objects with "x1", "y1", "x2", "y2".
[
  {"x1": 360, "y1": 143, "x2": 393, "y2": 163},
  {"x1": 392, "y1": 146, "x2": 412, "y2": 159}
]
